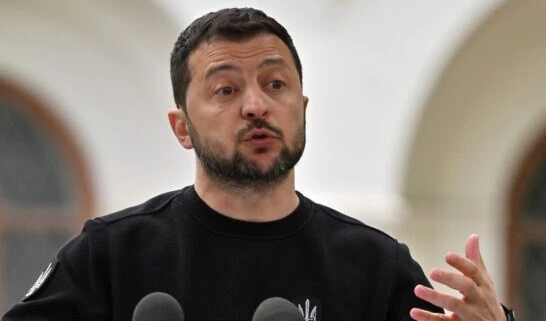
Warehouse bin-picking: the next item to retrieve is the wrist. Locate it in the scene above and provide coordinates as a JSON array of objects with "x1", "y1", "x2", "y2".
[{"x1": 501, "y1": 304, "x2": 516, "y2": 321}]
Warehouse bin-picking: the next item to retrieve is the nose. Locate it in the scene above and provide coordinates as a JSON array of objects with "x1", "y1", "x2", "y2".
[{"x1": 241, "y1": 86, "x2": 269, "y2": 120}]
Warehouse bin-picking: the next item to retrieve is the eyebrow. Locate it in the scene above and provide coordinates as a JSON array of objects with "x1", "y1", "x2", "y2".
[
  {"x1": 204, "y1": 64, "x2": 240, "y2": 80},
  {"x1": 204, "y1": 58, "x2": 290, "y2": 80},
  {"x1": 257, "y1": 57, "x2": 290, "y2": 70}
]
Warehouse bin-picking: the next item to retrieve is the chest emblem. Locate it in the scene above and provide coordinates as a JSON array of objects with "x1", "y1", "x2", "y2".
[{"x1": 294, "y1": 297, "x2": 322, "y2": 321}]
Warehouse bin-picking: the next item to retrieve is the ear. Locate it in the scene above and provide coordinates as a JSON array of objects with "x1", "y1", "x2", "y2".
[
  {"x1": 303, "y1": 96, "x2": 309, "y2": 110},
  {"x1": 168, "y1": 108, "x2": 194, "y2": 150}
]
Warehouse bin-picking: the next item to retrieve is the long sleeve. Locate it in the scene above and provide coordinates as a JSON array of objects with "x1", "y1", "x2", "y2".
[
  {"x1": 2, "y1": 219, "x2": 111, "y2": 321},
  {"x1": 387, "y1": 242, "x2": 445, "y2": 321}
]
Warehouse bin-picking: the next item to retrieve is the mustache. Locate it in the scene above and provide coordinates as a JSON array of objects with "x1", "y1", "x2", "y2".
[{"x1": 236, "y1": 119, "x2": 283, "y2": 142}]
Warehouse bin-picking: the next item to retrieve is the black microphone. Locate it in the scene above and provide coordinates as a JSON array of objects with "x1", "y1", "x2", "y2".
[
  {"x1": 252, "y1": 297, "x2": 304, "y2": 321},
  {"x1": 132, "y1": 292, "x2": 185, "y2": 321}
]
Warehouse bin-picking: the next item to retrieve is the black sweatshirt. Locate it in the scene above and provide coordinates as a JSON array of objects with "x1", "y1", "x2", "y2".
[{"x1": 3, "y1": 185, "x2": 442, "y2": 321}]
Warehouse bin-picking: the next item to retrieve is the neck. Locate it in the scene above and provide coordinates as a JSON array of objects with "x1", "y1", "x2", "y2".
[{"x1": 194, "y1": 165, "x2": 299, "y2": 222}]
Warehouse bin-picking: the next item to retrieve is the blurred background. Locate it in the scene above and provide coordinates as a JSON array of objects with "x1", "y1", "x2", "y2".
[{"x1": 0, "y1": 0, "x2": 545, "y2": 319}]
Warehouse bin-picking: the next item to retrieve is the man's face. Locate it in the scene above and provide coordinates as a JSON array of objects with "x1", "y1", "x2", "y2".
[{"x1": 181, "y1": 34, "x2": 308, "y2": 189}]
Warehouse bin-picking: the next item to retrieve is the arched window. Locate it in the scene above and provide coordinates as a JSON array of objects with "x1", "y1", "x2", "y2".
[
  {"x1": 0, "y1": 78, "x2": 93, "y2": 312},
  {"x1": 508, "y1": 128, "x2": 546, "y2": 321}
]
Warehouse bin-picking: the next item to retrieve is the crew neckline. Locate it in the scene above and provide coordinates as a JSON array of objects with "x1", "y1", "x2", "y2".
[{"x1": 181, "y1": 185, "x2": 313, "y2": 240}]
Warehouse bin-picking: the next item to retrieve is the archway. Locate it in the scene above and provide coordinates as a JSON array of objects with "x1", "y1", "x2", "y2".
[
  {"x1": 0, "y1": 77, "x2": 94, "y2": 311},
  {"x1": 403, "y1": 1, "x2": 546, "y2": 311}
]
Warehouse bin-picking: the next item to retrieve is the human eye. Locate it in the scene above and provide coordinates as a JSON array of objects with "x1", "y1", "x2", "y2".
[
  {"x1": 268, "y1": 80, "x2": 286, "y2": 91},
  {"x1": 215, "y1": 86, "x2": 235, "y2": 96}
]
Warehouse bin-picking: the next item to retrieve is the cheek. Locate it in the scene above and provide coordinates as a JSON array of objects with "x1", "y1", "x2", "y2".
[
  {"x1": 199, "y1": 116, "x2": 239, "y2": 149},
  {"x1": 282, "y1": 108, "x2": 305, "y2": 140},
  {"x1": 287, "y1": 103, "x2": 305, "y2": 125},
  {"x1": 188, "y1": 104, "x2": 233, "y2": 133},
  {"x1": 282, "y1": 93, "x2": 305, "y2": 117},
  {"x1": 210, "y1": 110, "x2": 239, "y2": 135}
]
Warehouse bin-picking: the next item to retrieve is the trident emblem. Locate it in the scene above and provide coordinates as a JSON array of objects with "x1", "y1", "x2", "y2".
[{"x1": 298, "y1": 299, "x2": 317, "y2": 321}]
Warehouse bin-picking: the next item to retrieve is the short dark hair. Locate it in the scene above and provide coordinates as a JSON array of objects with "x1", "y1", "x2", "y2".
[{"x1": 170, "y1": 7, "x2": 303, "y2": 112}]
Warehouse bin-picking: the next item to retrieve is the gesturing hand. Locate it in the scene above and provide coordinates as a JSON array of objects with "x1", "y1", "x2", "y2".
[{"x1": 410, "y1": 234, "x2": 506, "y2": 321}]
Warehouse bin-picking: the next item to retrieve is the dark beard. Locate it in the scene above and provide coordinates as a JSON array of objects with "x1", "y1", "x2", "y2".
[{"x1": 188, "y1": 118, "x2": 305, "y2": 191}]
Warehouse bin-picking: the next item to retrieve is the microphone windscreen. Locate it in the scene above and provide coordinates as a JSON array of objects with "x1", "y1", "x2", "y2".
[
  {"x1": 132, "y1": 292, "x2": 185, "y2": 321},
  {"x1": 252, "y1": 297, "x2": 304, "y2": 321}
]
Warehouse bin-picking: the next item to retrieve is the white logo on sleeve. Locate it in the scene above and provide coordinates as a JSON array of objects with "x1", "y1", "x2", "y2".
[{"x1": 24, "y1": 261, "x2": 56, "y2": 299}]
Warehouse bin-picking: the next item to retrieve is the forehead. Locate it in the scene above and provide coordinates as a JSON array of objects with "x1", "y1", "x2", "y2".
[{"x1": 188, "y1": 34, "x2": 297, "y2": 78}]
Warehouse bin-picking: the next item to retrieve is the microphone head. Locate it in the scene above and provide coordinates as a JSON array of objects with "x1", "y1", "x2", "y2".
[
  {"x1": 132, "y1": 292, "x2": 185, "y2": 321},
  {"x1": 252, "y1": 297, "x2": 304, "y2": 321}
]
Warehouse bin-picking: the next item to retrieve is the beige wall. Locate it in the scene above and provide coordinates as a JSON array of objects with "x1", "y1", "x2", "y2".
[{"x1": 402, "y1": 1, "x2": 546, "y2": 302}]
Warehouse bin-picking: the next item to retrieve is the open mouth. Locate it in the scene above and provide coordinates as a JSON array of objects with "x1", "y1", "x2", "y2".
[{"x1": 244, "y1": 129, "x2": 276, "y2": 141}]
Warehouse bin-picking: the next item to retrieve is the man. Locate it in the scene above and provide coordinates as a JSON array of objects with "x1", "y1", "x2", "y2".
[{"x1": 3, "y1": 7, "x2": 513, "y2": 321}]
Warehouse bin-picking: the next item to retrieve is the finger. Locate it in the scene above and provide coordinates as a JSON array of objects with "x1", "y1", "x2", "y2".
[
  {"x1": 429, "y1": 268, "x2": 479, "y2": 299},
  {"x1": 465, "y1": 234, "x2": 485, "y2": 268},
  {"x1": 410, "y1": 308, "x2": 451, "y2": 321},
  {"x1": 414, "y1": 285, "x2": 468, "y2": 316},
  {"x1": 444, "y1": 252, "x2": 489, "y2": 287},
  {"x1": 450, "y1": 312, "x2": 462, "y2": 321}
]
